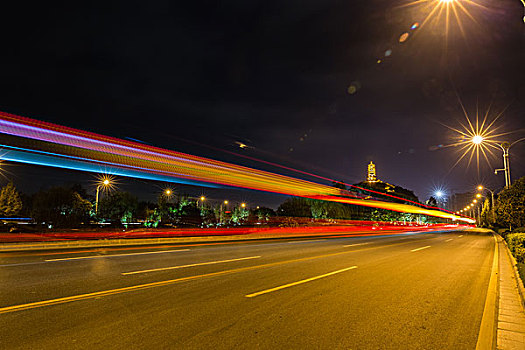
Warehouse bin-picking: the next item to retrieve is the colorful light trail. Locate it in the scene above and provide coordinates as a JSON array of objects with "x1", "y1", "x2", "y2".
[{"x1": 0, "y1": 112, "x2": 474, "y2": 223}]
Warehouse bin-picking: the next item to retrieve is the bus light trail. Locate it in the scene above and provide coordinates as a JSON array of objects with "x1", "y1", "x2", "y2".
[{"x1": 0, "y1": 111, "x2": 474, "y2": 223}]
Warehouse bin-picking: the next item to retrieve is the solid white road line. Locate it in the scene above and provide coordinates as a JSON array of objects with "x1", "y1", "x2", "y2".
[
  {"x1": 287, "y1": 239, "x2": 326, "y2": 244},
  {"x1": 343, "y1": 243, "x2": 370, "y2": 247},
  {"x1": 122, "y1": 256, "x2": 261, "y2": 275},
  {"x1": 245, "y1": 266, "x2": 358, "y2": 298},
  {"x1": 45, "y1": 249, "x2": 190, "y2": 262},
  {"x1": 411, "y1": 246, "x2": 431, "y2": 252}
]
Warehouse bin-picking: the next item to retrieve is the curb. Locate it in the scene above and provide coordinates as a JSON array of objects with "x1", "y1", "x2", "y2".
[
  {"x1": 475, "y1": 232, "x2": 499, "y2": 350},
  {"x1": 501, "y1": 238, "x2": 525, "y2": 309}
]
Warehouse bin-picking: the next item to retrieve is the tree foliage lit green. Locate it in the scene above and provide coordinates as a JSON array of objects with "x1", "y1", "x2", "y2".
[
  {"x1": 0, "y1": 182, "x2": 22, "y2": 217},
  {"x1": 99, "y1": 191, "x2": 138, "y2": 226}
]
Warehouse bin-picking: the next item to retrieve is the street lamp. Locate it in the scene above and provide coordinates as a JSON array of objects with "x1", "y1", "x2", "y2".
[
  {"x1": 472, "y1": 135, "x2": 483, "y2": 145},
  {"x1": 198, "y1": 196, "x2": 205, "y2": 209},
  {"x1": 163, "y1": 189, "x2": 173, "y2": 204},
  {"x1": 95, "y1": 178, "x2": 111, "y2": 214},
  {"x1": 434, "y1": 190, "x2": 447, "y2": 208},
  {"x1": 477, "y1": 185, "x2": 495, "y2": 225},
  {"x1": 241, "y1": 202, "x2": 246, "y2": 208},
  {"x1": 219, "y1": 200, "x2": 229, "y2": 224},
  {"x1": 493, "y1": 138, "x2": 525, "y2": 187}
]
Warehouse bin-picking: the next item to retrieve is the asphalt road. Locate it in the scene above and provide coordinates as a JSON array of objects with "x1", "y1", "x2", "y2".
[{"x1": 0, "y1": 229, "x2": 494, "y2": 349}]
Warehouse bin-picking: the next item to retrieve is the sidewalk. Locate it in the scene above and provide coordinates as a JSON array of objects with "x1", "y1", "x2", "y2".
[{"x1": 497, "y1": 237, "x2": 525, "y2": 349}]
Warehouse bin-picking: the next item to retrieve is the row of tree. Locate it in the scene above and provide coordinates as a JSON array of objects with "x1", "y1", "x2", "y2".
[
  {"x1": 276, "y1": 197, "x2": 432, "y2": 224},
  {"x1": 479, "y1": 176, "x2": 525, "y2": 231},
  {"x1": 0, "y1": 182, "x2": 277, "y2": 229}
]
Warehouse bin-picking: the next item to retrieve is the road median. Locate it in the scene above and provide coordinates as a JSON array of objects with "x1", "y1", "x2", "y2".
[{"x1": 0, "y1": 226, "x2": 459, "y2": 252}]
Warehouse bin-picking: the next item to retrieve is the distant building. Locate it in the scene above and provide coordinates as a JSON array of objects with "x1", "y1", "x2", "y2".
[
  {"x1": 367, "y1": 161, "x2": 378, "y2": 183},
  {"x1": 450, "y1": 192, "x2": 475, "y2": 212}
]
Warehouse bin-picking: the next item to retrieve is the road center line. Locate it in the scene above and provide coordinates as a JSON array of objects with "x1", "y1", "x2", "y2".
[
  {"x1": 445, "y1": 239, "x2": 453, "y2": 242},
  {"x1": 343, "y1": 243, "x2": 370, "y2": 247},
  {"x1": 45, "y1": 249, "x2": 190, "y2": 262},
  {"x1": 122, "y1": 256, "x2": 261, "y2": 275},
  {"x1": 245, "y1": 266, "x2": 358, "y2": 298},
  {"x1": 459, "y1": 235, "x2": 463, "y2": 237},
  {"x1": 411, "y1": 246, "x2": 431, "y2": 252},
  {"x1": 287, "y1": 239, "x2": 326, "y2": 244}
]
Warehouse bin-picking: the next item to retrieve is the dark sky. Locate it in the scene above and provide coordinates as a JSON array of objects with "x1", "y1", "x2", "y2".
[{"x1": 1, "y1": 0, "x2": 524, "y2": 205}]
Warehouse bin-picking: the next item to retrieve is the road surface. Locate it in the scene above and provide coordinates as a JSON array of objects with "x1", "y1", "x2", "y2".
[{"x1": 0, "y1": 229, "x2": 494, "y2": 349}]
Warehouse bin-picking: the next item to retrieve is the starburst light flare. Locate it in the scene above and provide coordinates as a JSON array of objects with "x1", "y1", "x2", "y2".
[
  {"x1": 441, "y1": 98, "x2": 515, "y2": 174},
  {"x1": 398, "y1": 0, "x2": 488, "y2": 42}
]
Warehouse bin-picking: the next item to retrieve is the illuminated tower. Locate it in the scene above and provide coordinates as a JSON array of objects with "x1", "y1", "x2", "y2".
[{"x1": 367, "y1": 161, "x2": 377, "y2": 182}]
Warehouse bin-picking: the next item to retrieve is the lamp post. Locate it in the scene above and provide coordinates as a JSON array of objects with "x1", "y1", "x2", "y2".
[
  {"x1": 494, "y1": 138, "x2": 525, "y2": 187},
  {"x1": 164, "y1": 189, "x2": 173, "y2": 204},
  {"x1": 95, "y1": 179, "x2": 111, "y2": 214},
  {"x1": 477, "y1": 185, "x2": 495, "y2": 225},
  {"x1": 220, "y1": 200, "x2": 228, "y2": 224}
]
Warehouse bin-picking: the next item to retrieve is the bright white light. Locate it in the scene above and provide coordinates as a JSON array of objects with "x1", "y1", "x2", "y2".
[
  {"x1": 472, "y1": 135, "x2": 484, "y2": 145},
  {"x1": 435, "y1": 191, "x2": 444, "y2": 198}
]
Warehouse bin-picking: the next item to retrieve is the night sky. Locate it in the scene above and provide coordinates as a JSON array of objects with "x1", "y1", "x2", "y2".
[{"x1": 1, "y1": 0, "x2": 524, "y2": 206}]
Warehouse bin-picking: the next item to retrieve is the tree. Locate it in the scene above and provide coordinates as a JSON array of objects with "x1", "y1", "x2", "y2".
[
  {"x1": 32, "y1": 186, "x2": 91, "y2": 227},
  {"x1": 253, "y1": 207, "x2": 275, "y2": 221},
  {"x1": 353, "y1": 181, "x2": 420, "y2": 204},
  {"x1": 177, "y1": 200, "x2": 202, "y2": 226},
  {"x1": 277, "y1": 198, "x2": 312, "y2": 218},
  {"x1": 370, "y1": 209, "x2": 402, "y2": 223},
  {"x1": 99, "y1": 191, "x2": 138, "y2": 225},
  {"x1": 0, "y1": 182, "x2": 22, "y2": 217},
  {"x1": 332, "y1": 181, "x2": 347, "y2": 190},
  {"x1": 156, "y1": 194, "x2": 176, "y2": 225},
  {"x1": 310, "y1": 199, "x2": 328, "y2": 219},
  {"x1": 231, "y1": 206, "x2": 249, "y2": 225},
  {"x1": 479, "y1": 197, "x2": 493, "y2": 228},
  {"x1": 495, "y1": 177, "x2": 525, "y2": 230}
]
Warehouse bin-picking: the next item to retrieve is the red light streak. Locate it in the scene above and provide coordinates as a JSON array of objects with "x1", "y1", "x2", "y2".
[{"x1": 0, "y1": 111, "x2": 474, "y2": 223}]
